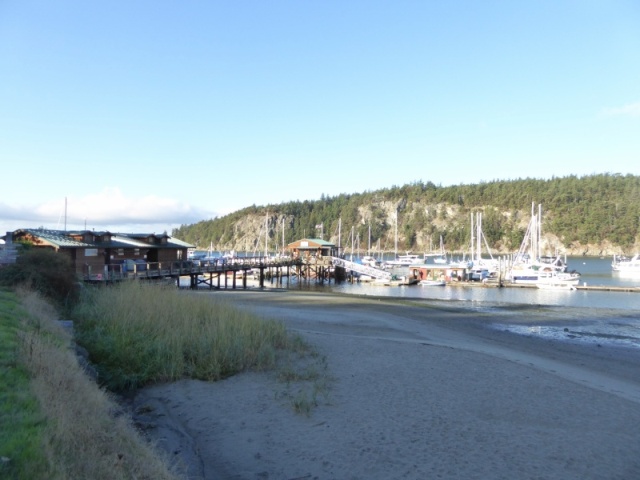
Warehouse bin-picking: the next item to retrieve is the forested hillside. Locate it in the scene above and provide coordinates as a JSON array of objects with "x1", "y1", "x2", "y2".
[{"x1": 172, "y1": 174, "x2": 640, "y2": 256}]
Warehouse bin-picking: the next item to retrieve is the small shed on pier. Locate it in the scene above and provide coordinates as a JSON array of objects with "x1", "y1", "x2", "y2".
[
  {"x1": 286, "y1": 238, "x2": 341, "y2": 259},
  {"x1": 409, "y1": 264, "x2": 472, "y2": 283}
]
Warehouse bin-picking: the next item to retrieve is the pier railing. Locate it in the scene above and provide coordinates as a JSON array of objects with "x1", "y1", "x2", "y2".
[
  {"x1": 83, "y1": 256, "x2": 303, "y2": 282},
  {"x1": 331, "y1": 257, "x2": 392, "y2": 280}
]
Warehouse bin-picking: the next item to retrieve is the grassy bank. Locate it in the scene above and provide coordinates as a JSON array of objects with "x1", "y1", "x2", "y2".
[
  {"x1": 0, "y1": 288, "x2": 178, "y2": 479},
  {"x1": 0, "y1": 289, "x2": 49, "y2": 478}
]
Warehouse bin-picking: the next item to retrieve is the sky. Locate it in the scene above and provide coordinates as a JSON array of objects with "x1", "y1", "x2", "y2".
[{"x1": 1, "y1": 1, "x2": 639, "y2": 239}]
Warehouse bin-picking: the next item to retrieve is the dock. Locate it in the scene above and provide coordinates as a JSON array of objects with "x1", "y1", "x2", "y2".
[{"x1": 445, "y1": 280, "x2": 640, "y2": 293}]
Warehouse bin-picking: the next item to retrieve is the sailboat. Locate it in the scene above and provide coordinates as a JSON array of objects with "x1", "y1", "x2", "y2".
[
  {"x1": 471, "y1": 212, "x2": 499, "y2": 280},
  {"x1": 424, "y1": 235, "x2": 447, "y2": 264},
  {"x1": 384, "y1": 209, "x2": 422, "y2": 268},
  {"x1": 361, "y1": 223, "x2": 382, "y2": 268},
  {"x1": 449, "y1": 212, "x2": 498, "y2": 280},
  {"x1": 508, "y1": 203, "x2": 580, "y2": 285}
]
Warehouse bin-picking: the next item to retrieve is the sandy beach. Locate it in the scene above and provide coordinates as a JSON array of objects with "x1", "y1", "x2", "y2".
[{"x1": 132, "y1": 290, "x2": 640, "y2": 480}]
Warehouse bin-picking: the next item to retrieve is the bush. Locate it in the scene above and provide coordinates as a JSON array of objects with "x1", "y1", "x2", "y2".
[{"x1": 0, "y1": 249, "x2": 80, "y2": 309}]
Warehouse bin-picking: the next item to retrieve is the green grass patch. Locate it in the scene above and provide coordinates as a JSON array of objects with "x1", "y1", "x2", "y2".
[{"x1": 0, "y1": 289, "x2": 51, "y2": 479}]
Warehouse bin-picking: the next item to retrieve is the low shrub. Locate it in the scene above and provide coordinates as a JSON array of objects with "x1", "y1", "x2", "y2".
[{"x1": 0, "y1": 249, "x2": 80, "y2": 309}]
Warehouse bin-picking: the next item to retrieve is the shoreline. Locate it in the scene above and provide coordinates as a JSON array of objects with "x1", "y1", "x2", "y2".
[{"x1": 133, "y1": 289, "x2": 640, "y2": 479}]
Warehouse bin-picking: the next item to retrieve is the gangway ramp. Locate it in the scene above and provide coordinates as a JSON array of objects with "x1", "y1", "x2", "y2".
[{"x1": 331, "y1": 257, "x2": 392, "y2": 280}]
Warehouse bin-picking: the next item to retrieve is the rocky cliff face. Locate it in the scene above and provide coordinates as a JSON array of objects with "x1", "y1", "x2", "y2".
[{"x1": 206, "y1": 200, "x2": 635, "y2": 257}]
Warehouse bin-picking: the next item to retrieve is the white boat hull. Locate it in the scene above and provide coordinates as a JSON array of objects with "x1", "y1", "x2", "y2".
[
  {"x1": 537, "y1": 282, "x2": 576, "y2": 291},
  {"x1": 612, "y1": 254, "x2": 640, "y2": 275}
]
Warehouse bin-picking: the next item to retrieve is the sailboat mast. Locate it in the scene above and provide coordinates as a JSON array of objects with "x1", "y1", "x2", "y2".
[
  {"x1": 470, "y1": 212, "x2": 474, "y2": 262},
  {"x1": 351, "y1": 226, "x2": 355, "y2": 260},
  {"x1": 477, "y1": 212, "x2": 482, "y2": 263},
  {"x1": 394, "y1": 209, "x2": 398, "y2": 257},
  {"x1": 264, "y1": 212, "x2": 268, "y2": 257},
  {"x1": 538, "y1": 203, "x2": 542, "y2": 259},
  {"x1": 530, "y1": 202, "x2": 537, "y2": 261}
]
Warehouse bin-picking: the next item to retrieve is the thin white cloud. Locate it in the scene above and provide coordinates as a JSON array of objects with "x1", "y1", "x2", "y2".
[
  {"x1": 603, "y1": 101, "x2": 640, "y2": 117},
  {"x1": 0, "y1": 188, "x2": 215, "y2": 234}
]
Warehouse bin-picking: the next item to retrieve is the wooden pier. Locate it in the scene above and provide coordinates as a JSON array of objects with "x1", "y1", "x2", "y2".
[{"x1": 83, "y1": 255, "x2": 342, "y2": 290}]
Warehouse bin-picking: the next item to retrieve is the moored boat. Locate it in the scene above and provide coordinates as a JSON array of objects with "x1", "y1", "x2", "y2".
[
  {"x1": 384, "y1": 253, "x2": 422, "y2": 268},
  {"x1": 423, "y1": 253, "x2": 448, "y2": 265},
  {"x1": 361, "y1": 255, "x2": 382, "y2": 268},
  {"x1": 507, "y1": 203, "x2": 579, "y2": 285},
  {"x1": 536, "y1": 279, "x2": 577, "y2": 290},
  {"x1": 372, "y1": 275, "x2": 418, "y2": 286},
  {"x1": 612, "y1": 254, "x2": 640, "y2": 274},
  {"x1": 424, "y1": 235, "x2": 448, "y2": 264}
]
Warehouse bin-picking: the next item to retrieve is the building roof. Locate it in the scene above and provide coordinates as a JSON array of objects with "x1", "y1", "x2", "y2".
[
  {"x1": 13, "y1": 229, "x2": 93, "y2": 248},
  {"x1": 4, "y1": 229, "x2": 194, "y2": 250},
  {"x1": 287, "y1": 238, "x2": 336, "y2": 249}
]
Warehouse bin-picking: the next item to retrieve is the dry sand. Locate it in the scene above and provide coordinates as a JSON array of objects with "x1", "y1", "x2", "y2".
[{"x1": 132, "y1": 290, "x2": 640, "y2": 480}]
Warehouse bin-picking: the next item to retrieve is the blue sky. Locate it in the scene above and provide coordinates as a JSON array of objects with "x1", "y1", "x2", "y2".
[{"x1": 1, "y1": 1, "x2": 639, "y2": 238}]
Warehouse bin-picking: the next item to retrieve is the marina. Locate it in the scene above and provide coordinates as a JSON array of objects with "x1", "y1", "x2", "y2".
[{"x1": 325, "y1": 256, "x2": 640, "y2": 307}]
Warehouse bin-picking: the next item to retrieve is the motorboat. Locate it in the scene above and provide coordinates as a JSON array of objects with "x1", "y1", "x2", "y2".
[
  {"x1": 372, "y1": 275, "x2": 418, "y2": 286},
  {"x1": 423, "y1": 253, "x2": 448, "y2": 265},
  {"x1": 419, "y1": 279, "x2": 446, "y2": 286},
  {"x1": 536, "y1": 279, "x2": 577, "y2": 290},
  {"x1": 360, "y1": 255, "x2": 382, "y2": 268},
  {"x1": 384, "y1": 253, "x2": 422, "y2": 268},
  {"x1": 612, "y1": 254, "x2": 640, "y2": 274},
  {"x1": 510, "y1": 264, "x2": 580, "y2": 286}
]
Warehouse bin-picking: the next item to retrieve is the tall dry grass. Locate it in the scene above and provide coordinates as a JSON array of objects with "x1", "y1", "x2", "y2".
[
  {"x1": 73, "y1": 282, "x2": 294, "y2": 391},
  {"x1": 16, "y1": 289, "x2": 180, "y2": 479}
]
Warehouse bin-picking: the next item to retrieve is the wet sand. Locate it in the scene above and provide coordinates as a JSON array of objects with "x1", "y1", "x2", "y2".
[{"x1": 133, "y1": 290, "x2": 640, "y2": 479}]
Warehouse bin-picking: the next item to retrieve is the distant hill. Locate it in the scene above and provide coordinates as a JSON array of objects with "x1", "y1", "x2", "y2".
[{"x1": 172, "y1": 173, "x2": 640, "y2": 256}]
